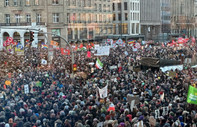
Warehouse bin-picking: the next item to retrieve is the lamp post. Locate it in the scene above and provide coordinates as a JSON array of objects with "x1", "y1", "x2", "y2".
[{"x1": 41, "y1": 31, "x2": 75, "y2": 80}]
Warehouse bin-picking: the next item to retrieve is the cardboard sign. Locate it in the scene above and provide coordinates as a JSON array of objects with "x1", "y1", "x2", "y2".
[
  {"x1": 169, "y1": 71, "x2": 176, "y2": 78},
  {"x1": 109, "y1": 66, "x2": 117, "y2": 70},
  {"x1": 127, "y1": 94, "x2": 140, "y2": 104}
]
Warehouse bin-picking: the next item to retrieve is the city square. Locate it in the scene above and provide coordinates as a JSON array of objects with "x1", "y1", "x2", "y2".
[{"x1": 0, "y1": 0, "x2": 197, "y2": 127}]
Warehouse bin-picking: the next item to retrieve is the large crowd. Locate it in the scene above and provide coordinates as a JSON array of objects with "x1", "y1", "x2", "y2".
[{"x1": 0, "y1": 40, "x2": 197, "y2": 127}]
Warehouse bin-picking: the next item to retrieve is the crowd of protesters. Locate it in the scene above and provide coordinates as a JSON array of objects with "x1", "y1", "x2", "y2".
[{"x1": 0, "y1": 40, "x2": 197, "y2": 127}]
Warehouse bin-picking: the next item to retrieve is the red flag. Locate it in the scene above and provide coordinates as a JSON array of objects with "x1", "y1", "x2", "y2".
[
  {"x1": 90, "y1": 42, "x2": 94, "y2": 47},
  {"x1": 61, "y1": 48, "x2": 70, "y2": 55},
  {"x1": 86, "y1": 44, "x2": 92, "y2": 49},
  {"x1": 75, "y1": 44, "x2": 78, "y2": 51},
  {"x1": 3, "y1": 40, "x2": 11, "y2": 47},
  {"x1": 192, "y1": 37, "x2": 196, "y2": 43},
  {"x1": 87, "y1": 51, "x2": 91, "y2": 58},
  {"x1": 79, "y1": 44, "x2": 83, "y2": 48}
]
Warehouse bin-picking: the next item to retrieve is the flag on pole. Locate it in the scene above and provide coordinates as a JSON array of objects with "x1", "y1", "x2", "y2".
[
  {"x1": 41, "y1": 44, "x2": 48, "y2": 49},
  {"x1": 36, "y1": 81, "x2": 42, "y2": 87},
  {"x1": 128, "y1": 39, "x2": 135, "y2": 44},
  {"x1": 160, "y1": 92, "x2": 165, "y2": 101},
  {"x1": 95, "y1": 58, "x2": 103, "y2": 69},
  {"x1": 107, "y1": 103, "x2": 115, "y2": 112},
  {"x1": 50, "y1": 40, "x2": 59, "y2": 46},
  {"x1": 192, "y1": 37, "x2": 196, "y2": 43},
  {"x1": 187, "y1": 85, "x2": 197, "y2": 105},
  {"x1": 61, "y1": 48, "x2": 70, "y2": 55},
  {"x1": 87, "y1": 51, "x2": 91, "y2": 58}
]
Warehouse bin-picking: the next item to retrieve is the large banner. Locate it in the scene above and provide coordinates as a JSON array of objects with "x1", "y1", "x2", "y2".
[
  {"x1": 160, "y1": 65, "x2": 183, "y2": 72},
  {"x1": 95, "y1": 46, "x2": 110, "y2": 56},
  {"x1": 187, "y1": 85, "x2": 197, "y2": 105}
]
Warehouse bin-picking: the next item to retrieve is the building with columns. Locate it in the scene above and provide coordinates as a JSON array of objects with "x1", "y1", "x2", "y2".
[
  {"x1": 0, "y1": 0, "x2": 113, "y2": 49},
  {"x1": 112, "y1": 0, "x2": 141, "y2": 40}
]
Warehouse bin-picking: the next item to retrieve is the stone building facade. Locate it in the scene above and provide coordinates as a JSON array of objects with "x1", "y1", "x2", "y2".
[
  {"x1": 140, "y1": 0, "x2": 161, "y2": 41},
  {"x1": 0, "y1": 0, "x2": 113, "y2": 49},
  {"x1": 171, "y1": 0, "x2": 195, "y2": 38}
]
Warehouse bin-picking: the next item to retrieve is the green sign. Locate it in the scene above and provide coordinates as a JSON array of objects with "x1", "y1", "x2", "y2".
[{"x1": 187, "y1": 85, "x2": 197, "y2": 105}]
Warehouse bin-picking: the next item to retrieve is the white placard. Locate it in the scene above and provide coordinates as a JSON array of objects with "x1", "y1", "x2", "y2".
[
  {"x1": 95, "y1": 46, "x2": 110, "y2": 56},
  {"x1": 160, "y1": 65, "x2": 183, "y2": 72},
  {"x1": 98, "y1": 85, "x2": 108, "y2": 98},
  {"x1": 24, "y1": 84, "x2": 29, "y2": 94},
  {"x1": 155, "y1": 109, "x2": 160, "y2": 119},
  {"x1": 130, "y1": 100, "x2": 135, "y2": 112}
]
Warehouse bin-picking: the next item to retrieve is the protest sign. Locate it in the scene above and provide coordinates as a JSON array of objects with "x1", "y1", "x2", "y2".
[
  {"x1": 169, "y1": 71, "x2": 176, "y2": 78},
  {"x1": 160, "y1": 65, "x2": 183, "y2": 72},
  {"x1": 95, "y1": 46, "x2": 110, "y2": 56},
  {"x1": 187, "y1": 85, "x2": 197, "y2": 105},
  {"x1": 24, "y1": 84, "x2": 29, "y2": 94},
  {"x1": 98, "y1": 85, "x2": 108, "y2": 98},
  {"x1": 109, "y1": 65, "x2": 117, "y2": 70},
  {"x1": 127, "y1": 94, "x2": 140, "y2": 104}
]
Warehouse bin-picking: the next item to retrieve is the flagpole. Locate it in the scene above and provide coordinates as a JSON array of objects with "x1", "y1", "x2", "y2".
[{"x1": 40, "y1": 32, "x2": 75, "y2": 82}]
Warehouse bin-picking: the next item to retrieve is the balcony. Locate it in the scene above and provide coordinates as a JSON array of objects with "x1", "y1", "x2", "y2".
[
  {"x1": 0, "y1": 22, "x2": 46, "y2": 26},
  {"x1": 0, "y1": 22, "x2": 31, "y2": 26}
]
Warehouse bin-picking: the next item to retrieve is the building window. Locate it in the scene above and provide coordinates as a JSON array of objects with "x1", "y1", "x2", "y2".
[
  {"x1": 118, "y1": 13, "x2": 121, "y2": 21},
  {"x1": 132, "y1": 23, "x2": 135, "y2": 34},
  {"x1": 67, "y1": 13, "x2": 70, "y2": 23},
  {"x1": 103, "y1": 5, "x2": 106, "y2": 12},
  {"x1": 52, "y1": 0, "x2": 59, "y2": 4},
  {"x1": 72, "y1": 0, "x2": 76, "y2": 6},
  {"x1": 53, "y1": 13, "x2": 59, "y2": 23},
  {"x1": 36, "y1": 14, "x2": 41, "y2": 23},
  {"x1": 5, "y1": 14, "x2": 10, "y2": 24},
  {"x1": 35, "y1": 0, "x2": 39, "y2": 5},
  {"x1": 118, "y1": 3, "x2": 121, "y2": 11},
  {"x1": 99, "y1": 4, "x2": 102, "y2": 12},
  {"x1": 26, "y1": 14, "x2": 31, "y2": 23},
  {"x1": 26, "y1": 0, "x2": 30, "y2": 6},
  {"x1": 113, "y1": 14, "x2": 116, "y2": 21},
  {"x1": 82, "y1": 0, "x2": 85, "y2": 7},
  {"x1": 124, "y1": 2, "x2": 127, "y2": 10},
  {"x1": 136, "y1": 23, "x2": 139, "y2": 34},
  {"x1": 112, "y1": 3, "x2": 115, "y2": 11},
  {"x1": 125, "y1": 13, "x2": 128, "y2": 20},
  {"x1": 122, "y1": 23, "x2": 128, "y2": 34},
  {"x1": 5, "y1": 0, "x2": 9, "y2": 6},
  {"x1": 108, "y1": 5, "x2": 110, "y2": 12},
  {"x1": 15, "y1": 14, "x2": 20, "y2": 23},
  {"x1": 87, "y1": 0, "x2": 91, "y2": 7},
  {"x1": 13, "y1": 0, "x2": 17, "y2": 6}
]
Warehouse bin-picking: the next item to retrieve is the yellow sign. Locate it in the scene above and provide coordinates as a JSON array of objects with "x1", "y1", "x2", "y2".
[{"x1": 5, "y1": 80, "x2": 11, "y2": 85}]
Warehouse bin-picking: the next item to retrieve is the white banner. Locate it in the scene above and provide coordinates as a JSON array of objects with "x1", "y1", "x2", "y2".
[
  {"x1": 95, "y1": 46, "x2": 110, "y2": 56},
  {"x1": 94, "y1": 44, "x2": 100, "y2": 50},
  {"x1": 98, "y1": 85, "x2": 108, "y2": 98},
  {"x1": 160, "y1": 65, "x2": 183, "y2": 72},
  {"x1": 24, "y1": 84, "x2": 29, "y2": 94},
  {"x1": 130, "y1": 100, "x2": 135, "y2": 112}
]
